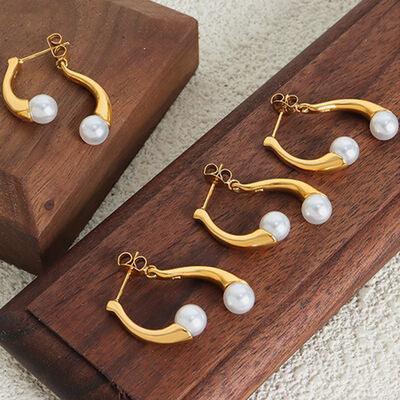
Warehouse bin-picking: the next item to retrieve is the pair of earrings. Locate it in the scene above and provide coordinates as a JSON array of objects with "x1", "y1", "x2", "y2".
[
  {"x1": 2, "y1": 33, "x2": 111, "y2": 145},
  {"x1": 194, "y1": 162, "x2": 332, "y2": 248},
  {"x1": 265, "y1": 93, "x2": 398, "y2": 172},
  {"x1": 107, "y1": 251, "x2": 255, "y2": 344}
]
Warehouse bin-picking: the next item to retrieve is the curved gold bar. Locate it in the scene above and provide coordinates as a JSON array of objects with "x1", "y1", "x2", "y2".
[
  {"x1": 150, "y1": 265, "x2": 245, "y2": 290},
  {"x1": 233, "y1": 178, "x2": 321, "y2": 199},
  {"x1": 106, "y1": 300, "x2": 192, "y2": 344},
  {"x1": 303, "y1": 99, "x2": 386, "y2": 119},
  {"x1": 60, "y1": 63, "x2": 111, "y2": 124},
  {"x1": 193, "y1": 208, "x2": 276, "y2": 248},
  {"x1": 2, "y1": 58, "x2": 31, "y2": 121},
  {"x1": 263, "y1": 136, "x2": 346, "y2": 172}
]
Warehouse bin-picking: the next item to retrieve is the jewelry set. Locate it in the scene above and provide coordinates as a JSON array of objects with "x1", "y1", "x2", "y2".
[{"x1": 3, "y1": 34, "x2": 398, "y2": 344}]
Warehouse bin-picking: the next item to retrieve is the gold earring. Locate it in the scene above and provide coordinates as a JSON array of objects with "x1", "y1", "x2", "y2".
[
  {"x1": 2, "y1": 33, "x2": 111, "y2": 145},
  {"x1": 106, "y1": 251, "x2": 255, "y2": 344},
  {"x1": 263, "y1": 93, "x2": 398, "y2": 173},
  {"x1": 193, "y1": 163, "x2": 332, "y2": 248}
]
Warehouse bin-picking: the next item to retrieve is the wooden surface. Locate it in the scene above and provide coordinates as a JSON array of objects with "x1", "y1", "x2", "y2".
[
  {"x1": 0, "y1": 0, "x2": 198, "y2": 274},
  {"x1": 1, "y1": 0, "x2": 400, "y2": 399}
]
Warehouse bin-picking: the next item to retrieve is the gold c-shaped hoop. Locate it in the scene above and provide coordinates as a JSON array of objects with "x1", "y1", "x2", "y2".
[
  {"x1": 2, "y1": 57, "x2": 33, "y2": 121},
  {"x1": 106, "y1": 251, "x2": 247, "y2": 344},
  {"x1": 47, "y1": 33, "x2": 111, "y2": 125},
  {"x1": 263, "y1": 136, "x2": 346, "y2": 172},
  {"x1": 263, "y1": 94, "x2": 390, "y2": 172},
  {"x1": 193, "y1": 163, "x2": 326, "y2": 248},
  {"x1": 57, "y1": 56, "x2": 111, "y2": 125},
  {"x1": 2, "y1": 33, "x2": 111, "y2": 126}
]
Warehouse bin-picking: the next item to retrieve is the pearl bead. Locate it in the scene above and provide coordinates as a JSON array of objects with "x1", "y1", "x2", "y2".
[
  {"x1": 29, "y1": 94, "x2": 58, "y2": 124},
  {"x1": 330, "y1": 136, "x2": 360, "y2": 165},
  {"x1": 370, "y1": 110, "x2": 398, "y2": 140},
  {"x1": 174, "y1": 304, "x2": 207, "y2": 337},
  {"x1": 301, "y1": 194, "x2": 332, "y2": 225},
  {"x1": 79, "y1": 115, "x2": 109, "y2": 145},
  {"x1": 259, "y1": 211, "x2": 290, "y2": 241},
  {"x1": 223, "y1": 282, "x2": 255, "y2": 314}
]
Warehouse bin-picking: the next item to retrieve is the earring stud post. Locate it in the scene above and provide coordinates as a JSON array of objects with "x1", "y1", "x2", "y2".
[
  {"x1": 115, "y1": 267, "x2": 134, "y2": 302},
  {"x1": 271, "y1": 111, "x2": 284, "y2": 138},
  {"x1": 19, "y1": 42, "x2": 70, "y2": 63},
  {"x1": 201, "y1": 163, "x2": 224, "y2": 209},
  {"x1": 201, "y1": 180, "x2": 217, "y2": 210}
]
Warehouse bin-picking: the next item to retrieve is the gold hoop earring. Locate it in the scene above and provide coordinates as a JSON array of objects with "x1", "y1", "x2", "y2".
[
  {"x1": 2, "y1": 39, "x2": 67, "y2": 124},
  {"x1": 106, "y1": 251, "x2": 255, "y2": 344},
  {"x1": 193, "y1": 163, "x2": 332, "y2": 248},
  {"x1": 2, "y1": 33, "x2": 112, "y2": 145},
  {"x1": 264, "y1": 93, "x2": 398, "y2": 172}
]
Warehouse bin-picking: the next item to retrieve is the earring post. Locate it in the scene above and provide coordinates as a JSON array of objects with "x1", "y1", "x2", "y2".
[
  {"x1": 115, "y1": 268, "x2": 133, "y2": 302},
  {"x1": 271, "y1": 111, "x2": 284, "y2": 138},
  {"x1": 202, "y1": 180, "x2": 217, "y2": 210},
  {"x1": 19, "y1": 42, "x2": 70, "y2": 63}
]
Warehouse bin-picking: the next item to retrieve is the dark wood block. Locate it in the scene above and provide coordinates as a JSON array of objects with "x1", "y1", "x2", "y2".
[
  {"x1": 0, "y1": 0, "x2": 198, "y2": 274},
  {"x1": 1, "y1": 0, "x2": 399, "y2": 399}
]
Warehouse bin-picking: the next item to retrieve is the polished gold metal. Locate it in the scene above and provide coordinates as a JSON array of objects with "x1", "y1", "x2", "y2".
[
  {"x1": 194, "y1": 163, "x2": 325, "y2": 248},
  {"x1": 46, "y1": 33, "x2": 111, "y2": 125},
  {"x1": 2, "y1": 33, "x2": 111, "y2": 124},
  {"x1": 107, "y1": 251, "x2": 246, "y2": 344},
  {"x1": 2, "y1": 38, "x2": 70, "y2": 121},
  {"x1": 193, "y1": 163, "x2": 276, "y2": 248},
  {"x1": 263, "y1": 93, "x2": 388, "y2": 172}
]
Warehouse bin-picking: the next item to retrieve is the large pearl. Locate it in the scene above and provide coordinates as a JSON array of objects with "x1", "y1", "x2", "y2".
[
  {"x1": 223, "y1": 282, "x2": 255, "y2": 315},
  {"x1": 79, "y1": 115, "x2": 109, "y2": 145},
  {"x1": 174, "y1": 304, "x2": 207, "y2": 337},
  {"x1": 370, "y1": 110, "x2": 398, "y2": 140},
  {"x1": 259, "y1": 211, "x2": 290, "y2": 241},
  {"x1": 330, "y1": 136, "x2": 360, "y2": 165},
  {"x1": 301, "y1": 194, "x2": 332, "y2": 225},
  {"x1": 29, "y1": 94, "x2": 58, "y2": 124}
]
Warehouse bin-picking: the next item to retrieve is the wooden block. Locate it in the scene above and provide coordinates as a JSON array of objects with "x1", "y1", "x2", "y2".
[
  {"x1": 0, "y1": 0, "x2": 198, "y2": 274},
  {"x1": 1, "y1": 0, "x2": 399, "y2": 399}
]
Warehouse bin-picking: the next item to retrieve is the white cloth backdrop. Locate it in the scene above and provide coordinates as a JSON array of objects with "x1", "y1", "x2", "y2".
[{"x1": 1, "y1": 1, "x2": 399, "y2": 399}]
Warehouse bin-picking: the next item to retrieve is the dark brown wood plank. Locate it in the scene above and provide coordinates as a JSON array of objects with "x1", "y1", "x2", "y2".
[
  {"x1": 0, "y1": 0, "x2": 198, "y2": 273},
  {"x1": 2, "y1": 1, "x2": 399, "y2": 400}
]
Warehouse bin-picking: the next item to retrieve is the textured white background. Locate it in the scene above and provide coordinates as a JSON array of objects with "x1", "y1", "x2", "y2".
[{"x1": 1, "y1": 1, "x2": 399, "y2": 399}]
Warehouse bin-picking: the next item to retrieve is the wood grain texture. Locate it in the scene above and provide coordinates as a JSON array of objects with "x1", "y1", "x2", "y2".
[
  {"x1": 1, "y1": 0, "x2": 400, "y2": 399},
  {"x1": 0, "y1": 0, "x2": 198, "y2": 274}
]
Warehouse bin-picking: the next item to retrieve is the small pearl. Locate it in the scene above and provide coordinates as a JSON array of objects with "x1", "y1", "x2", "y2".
[
  {"x1": 223, "y1": 282, "x2": 255, "y2": 315},
  {"x1": 370, "y1": 110, "x2": 398, "y2": 140},
  {"x1": 174, "y1": 304, "x2": 207, "y2": 337},
  {"x1": 259, "y1": 211, "x2": 290, "y2": 241},
  {"x1": 79, "y1": 115, "x2": 109, "y2": 145},
  {"x1": 330, "y1": 136, "x2": 360, "y2": 165},
  {"x1": 301, "y1": 194, "x2": 332, "y2": 225},
  {"x1": 29, "y1": 94, "x2": 58, "y2": 124}
]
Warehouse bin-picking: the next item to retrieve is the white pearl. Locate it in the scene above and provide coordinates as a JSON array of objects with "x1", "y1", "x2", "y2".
[
  {"x1": 223, "y1": 282, "x2": 255, "y2": 315},
  {"x1": 29, "y1": 94, "x2": 58, "y2": 124},
  {"x1": 370, "y1": 110, "x2": 398, "y2": 140},
  {"x1": 174, "y1": 304, "x2": 207, "y2": 337},
  {"x1": 330, "y1": 136, "x2": 360, "y2": 165},
  {"x1": 259, "y1": 211, "x2": 290, "y2": 241},
  {"x1": 79, "y1": 115, "x2": 109, "y2": 145},
  {"x1": 301, "y1": 194, "x2": 332, "y2": 225}
]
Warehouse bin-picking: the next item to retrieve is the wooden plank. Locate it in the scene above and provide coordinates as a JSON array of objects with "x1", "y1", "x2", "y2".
[
  {"x1": 0, "y1": 0, "x2": 198, "y2": 273},
  {"x1": 2, "y1": 1, "x2": 399, "y2": 400}
]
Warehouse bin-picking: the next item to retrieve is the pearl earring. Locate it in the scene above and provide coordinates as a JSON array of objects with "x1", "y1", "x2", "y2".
[
  {"x1": 2, "y1": 33, "x2": 111, "y2": 145},
  {"x1": 264, "y1": 93, "x2": 398, "y2": 173},
  {"x1": 106, "y1": 251, "x2": 255, "y2": 344},
  {"x1": 193, "y1": 163, "x2": 332, "y2": 248},
  {"x1": 2, "y1": 53, "x2": 60, "y2": 124}
]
